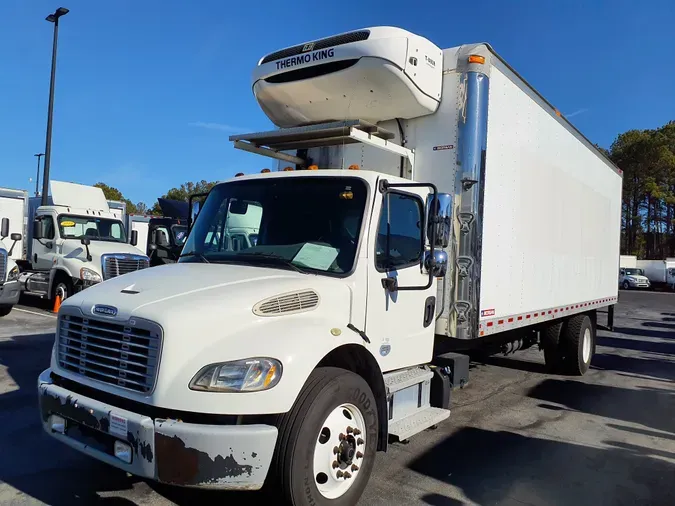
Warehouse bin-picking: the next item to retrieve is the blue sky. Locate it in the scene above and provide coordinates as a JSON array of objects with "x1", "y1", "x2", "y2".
[{"x1": 1, "y1": 0, "x2": 673, "y2": 205}]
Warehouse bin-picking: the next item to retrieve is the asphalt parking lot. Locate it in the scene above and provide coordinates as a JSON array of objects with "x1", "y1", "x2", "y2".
[{"x1": 1, "y1": 291, "x2": 674, "y2": 506}]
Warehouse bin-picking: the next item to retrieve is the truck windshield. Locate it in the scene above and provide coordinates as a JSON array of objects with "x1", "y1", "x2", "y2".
[
  {"x1": 624, "y1": 268, "x2": 644, "y2": 276},
  {"x1": 180, "y1": 177, "x2": 367, "y2": 275},
  {"x1": 58, "y1": 215, "x2": 127, "y2": 243}
]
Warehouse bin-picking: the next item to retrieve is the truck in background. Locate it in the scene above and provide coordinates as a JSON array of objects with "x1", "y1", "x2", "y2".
[
  {"x1": 39, "y1": 27, "x2": 622, "y2": 505},
  {"x1": 0, "y1": 188, "x2": 26, "y2": 316},
  {"x1": 637, "y1": 258, "x2": 675, "y2": 290},
  {"x1": 0, "y1": 180, "x2": 150, "y2": 305},
  {"x1": 127, "y1": 198, "x2": 189, "y2": 266},
  {"x1": 618, "y1": 254, "x2": 650, "y2": 289}
]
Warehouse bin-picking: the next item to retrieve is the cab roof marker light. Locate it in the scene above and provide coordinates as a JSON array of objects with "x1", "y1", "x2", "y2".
[
  {"x1": 235, "y1": 172, "x2": 245, "y2": 177},
  {"x1": 283, "y1": 166, "x2": 294, "y2": 171},
  {"x1": 261, "y1": 168, "x2": 271, "y2": 173},
  {"x1": 308, "y1": 165, "x2": 319, "y2": 170},
  {"x1": 468, "y1": 55, "x2": 485, "y2": 64},
  {"x1": 348, "y1": 164, "x2": 360, "y2": 170}
]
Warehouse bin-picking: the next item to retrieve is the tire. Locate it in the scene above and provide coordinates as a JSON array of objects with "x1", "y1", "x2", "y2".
[
  {"x1": 269, "y1": 367, "x2": 378, "y2": 506},
  {"x1": 560, "y1": 314, "x2": 594, "y2": 376},
  {"x1": 0, "y1": 305, "x2": 12, "y2": 317},
  {"x1": 52, "y1": 276, "x2": 72, "y2": 303},
  {"x1": 540, "y1": 321, "x2": 564, "y2": 373},
  {"x1": 622, "y1": 281, "x2": 630, "y2": 290}
]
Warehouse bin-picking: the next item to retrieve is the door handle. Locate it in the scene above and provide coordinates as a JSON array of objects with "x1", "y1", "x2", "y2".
[{"x1": 423, "y1": 296, "x2": 436, "y2": 328}]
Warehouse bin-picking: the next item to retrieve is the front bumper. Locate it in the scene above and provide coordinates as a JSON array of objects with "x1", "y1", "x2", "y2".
[
  {"x1": 0, "y1": 280, "x2": 20, "y2": 306},
  {"x1": 38, "y1": 369, "x2": 278, "y2": 489}
]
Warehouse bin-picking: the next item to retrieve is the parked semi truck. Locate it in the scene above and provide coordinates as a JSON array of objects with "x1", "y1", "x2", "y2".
[
  {"x1": 618, "y1": 254, "x2": 650, "y2": 289},
  {"x1": 128, "y1": 199, "x2": 189, "y2": 265},
  {"x1": 636, "y1": 258, "x2": 675, "y2": 290},
  {"x1": 0, "y1": 180, "x2": 150, "y2": 305},
  {"x1": 38, "y1": 27, "x2": 622, "y2": 505}
]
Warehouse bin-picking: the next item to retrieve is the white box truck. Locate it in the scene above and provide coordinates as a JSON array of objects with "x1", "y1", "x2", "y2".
[
  {"x1": 618, "y1": 254, "x2": 650, "y2": 289},
  {"x1": 38, "y1": 27, "x2": 622, "y2": 505},
  {"x1": 0, "y1": 188, "x2": 27, "y2": 316},
  {"x1": 127, "y1": 199, "x2": 190, "y2": 265},
  {"x1": 0, "y1": 180, "x2": 150, "y2": 306},
  {"x1": 636, "y1": 258, "x2": 675, "y2": 290}
]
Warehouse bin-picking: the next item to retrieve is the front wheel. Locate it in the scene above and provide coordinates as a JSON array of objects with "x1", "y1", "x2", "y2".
[
  {"x1": 622, "y1": 281, "x2": 630, "y2": 290},
  {"x1": 0, "y1": 305, "x2": 12, "y2": 317},
  {"x1": 269, "y1": 367, "x2": 378, "y2": 506},
  {"x1": 51, "y1": 278, "x2": 72, "y2": 303}
]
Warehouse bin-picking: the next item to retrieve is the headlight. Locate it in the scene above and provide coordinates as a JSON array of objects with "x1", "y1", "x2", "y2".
[
  {"x1": 7, "y1": 265, "x2": 19, "y2": 282},
  {"x1": 80, "y1": 268, "x2": 102, "y2": 283},
  {"x1": 189, "y1": 358, "x2": 282, "y2": 392}
]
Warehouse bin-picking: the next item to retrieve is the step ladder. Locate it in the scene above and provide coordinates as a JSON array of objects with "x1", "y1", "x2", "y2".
[{"x1": 384, "y1": 366, "x2": 450, "y2": 441}]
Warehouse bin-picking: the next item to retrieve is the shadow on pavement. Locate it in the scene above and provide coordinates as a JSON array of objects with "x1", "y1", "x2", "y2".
[
  {"x1": 471, "y1": 355, "x2": 548, "y2": 375},
  {"x1": 527, "y1": 378, "x2": 675, "y2": 434},
  {"x1": 643, "y1": 321, "x2": 675, "y2": 330},
  {"x1": 597, "y1": 334, "x2": 675, "y2": 353},
  {"x1": 592, "y1": 351, "x2": 675, "y2": 383},
  {"x1": 0, "y1": 333, "x2": 259, "y2": 505},
  {"x1": 420, "y1": 493, "x2": 464, "y2": 505},
  {"x1": 408, "y1": 426, "x2": 674, "y2": 506}
]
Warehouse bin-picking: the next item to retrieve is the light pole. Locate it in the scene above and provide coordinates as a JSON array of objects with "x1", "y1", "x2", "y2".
[
  {"x1": 41, "y1": 6, "x2": 69, "y2": 206},
  {"x1": 34, "y1": 153, "x2": 44, "y2": 196}
]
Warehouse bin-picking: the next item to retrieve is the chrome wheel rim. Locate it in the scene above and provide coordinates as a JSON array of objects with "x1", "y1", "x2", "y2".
[
  {"x1": 313, "y1": 403, "x2": 366, "y2": 499},
  {"x1": 582, "y1": 327, "x2": 592, "y2": 363}
]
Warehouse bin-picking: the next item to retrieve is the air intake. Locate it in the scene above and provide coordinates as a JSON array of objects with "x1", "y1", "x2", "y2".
[{"x1": 253, "y1": 290, "x2": 320, "y2": 316}]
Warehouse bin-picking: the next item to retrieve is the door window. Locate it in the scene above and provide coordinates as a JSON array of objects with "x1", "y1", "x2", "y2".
[
  {"x1": 38, "y1": 215, "x2": 56, "y2": 240},
  {"x1": 376, "y1": 192, "x2": 424, "y2": 271}
]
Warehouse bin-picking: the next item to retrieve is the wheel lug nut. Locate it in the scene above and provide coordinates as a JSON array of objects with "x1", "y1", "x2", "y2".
[
  {"x1": 353, "y1": 428, "x2": 361, "y2": 436},
  {"x1": 333, "y1": 446, "x2": 339, "y2": 455},
  {"x1": 336, "y1": 470, "x2": 344, "y2": 478},
  {"x1": 338, "y1": 433, "x2": 345, "y2": 441},
  {"x1": 351, "y1": 464, "x2": 359, "y2": 472},
  {"x1": 346, "y1": 426, "x2": 354, "y2": 434},
  {"x1": 356, "y1": 451, "x2": 363, "y2": 459},
  {"x1": 357, "y1": 438, "x2": 364, "y2": 446},
  {"x1": 332, "y1": 461, "x2": 339, "y2": 469},
  {"x1": 344, "y1": 471, "x2": 352, "y2": 479}
]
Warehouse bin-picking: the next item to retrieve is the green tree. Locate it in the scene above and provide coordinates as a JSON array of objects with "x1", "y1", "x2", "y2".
[
  {"x1": 94, "y1": 182, "x2": 149, "y2": 216},
  {"x1": 151, "y1": 180, "x2": 217, "y2": 214}
]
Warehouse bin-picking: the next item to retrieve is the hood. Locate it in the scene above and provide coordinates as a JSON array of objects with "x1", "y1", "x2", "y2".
[
  {"x1": 60, "y1": 239, "x2": 148, "y2": 265},
  {"x1": 62, "y1": 263, "x2": 350, "y2": 323},
  {"x1": 627, "y1": 275, "x2": 649, "y2": 282}
]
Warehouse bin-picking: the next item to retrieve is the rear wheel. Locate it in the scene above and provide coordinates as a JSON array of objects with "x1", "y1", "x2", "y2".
[
  {"x1": 541, "y1": 321, "x2": 564, "y2": 373},
  {"x1": 561, "y1": 314, "x2": 595, "y2": 376},
  {"x1": 269, "y1": 367, "x2": 378, "y2": 506},
  {"x1": 0, "y1": 305, "x2": 12, "y2": 317},
  {"x1": 622, "y1": 280, "x2": 630, "y2": 290}
]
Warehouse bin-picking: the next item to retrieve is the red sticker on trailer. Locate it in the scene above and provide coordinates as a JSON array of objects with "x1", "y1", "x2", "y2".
[
  {"x1": 481, "y1": 309, "x2": 495, "y2": 317},
  {"x1": 433, "y1": 144, "x2": 454, "y2": 151}
]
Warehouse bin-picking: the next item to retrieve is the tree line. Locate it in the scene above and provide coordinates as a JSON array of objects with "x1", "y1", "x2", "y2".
[{"x1": 95, "y1": 120, "x2": 675, "y2": 260}]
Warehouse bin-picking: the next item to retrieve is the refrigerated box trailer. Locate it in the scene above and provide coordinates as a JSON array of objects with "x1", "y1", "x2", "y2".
[{"x1": 39, "y1": 26, "x2": 622, "y2": 505}]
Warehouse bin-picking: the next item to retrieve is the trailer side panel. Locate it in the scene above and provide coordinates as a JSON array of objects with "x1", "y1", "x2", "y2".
[{"x1": 478, "y1": 64, "x2": 622, "y2": 332}]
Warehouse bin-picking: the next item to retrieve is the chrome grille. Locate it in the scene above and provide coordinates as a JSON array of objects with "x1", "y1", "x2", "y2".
[
  {"x1": 0, "y1": 249, "x2": 6, "y2": 282},
  {"x1": 102, "y1": 254, "x2": 149, "y2": 280},
  {"x1": 57, "y1": 314, "x2": 161, "y2": 393}
]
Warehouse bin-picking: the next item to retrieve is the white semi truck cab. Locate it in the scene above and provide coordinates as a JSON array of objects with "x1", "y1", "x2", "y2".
[
  {"x1": 18, "y1": 181, "x2": 150, "y2": 303},
  {"x1": 0, "y1": 217, "x2": 21, "y2": 316},
  {"x1": 38, "y1": 27, "x2": 622, "y2": 505}
]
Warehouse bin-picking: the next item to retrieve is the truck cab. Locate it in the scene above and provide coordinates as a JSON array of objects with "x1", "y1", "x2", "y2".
[
  {"x1": 0, "y1": 217, "x2": 21, "y2": 316},
  {"x1": 618, "y1": 267, "x2": 650, "y2": 289},
  {"x1": 18, "y1": 181, "x2": 150, "y2": 302}
]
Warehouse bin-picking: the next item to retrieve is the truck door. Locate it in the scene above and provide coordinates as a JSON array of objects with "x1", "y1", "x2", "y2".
[
  {"x1": 32, "y1": 212, "x2": 58, "y2": 270},
  {"x1": 365, "y1": 185, "x2": 437, "y2": 371}
]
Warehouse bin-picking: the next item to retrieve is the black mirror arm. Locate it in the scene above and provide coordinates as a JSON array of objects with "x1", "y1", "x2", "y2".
[{"x1": 378, "y1": 179, "x2": 438, "y2": 292}]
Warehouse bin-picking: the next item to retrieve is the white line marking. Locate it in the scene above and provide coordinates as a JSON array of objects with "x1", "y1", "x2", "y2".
[{"x1": 14, "y1": 308, "x2": 57, "y2": 319}]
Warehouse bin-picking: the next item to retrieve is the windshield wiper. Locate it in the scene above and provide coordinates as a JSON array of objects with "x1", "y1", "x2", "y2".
[
  {"x1": 234, "y1": 252, "x2": 310, "y2": 274},
  {"x1": 179, "y1": 251, "x2": 211, "y2": 263}
]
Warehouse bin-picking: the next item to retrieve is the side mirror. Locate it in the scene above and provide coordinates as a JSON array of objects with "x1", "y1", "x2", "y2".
[
  {"x1": 424, "y1": 249, "x2": 448, "y2": 278},
  {"x1": 80, "y1": 237, "x2": 91, "y2": 246},
  {"x1": 10, "y1": 233, "x2": 21, "y2": 241},
  {"x1": 0, "y1": 218, "x2": 8, "y2": 239},
  {"x1": 33, "y1": 220, "x2": 44, "y2": 240},
  {"x1": 155, "y1": 229, "x2": 168, "y2": 247},
  {"x1": 130, "y1": 229, "x2": 138, "y2": 246},
  {"x1": 425, "y1": 193, "x2": 453, "y2": 248}
]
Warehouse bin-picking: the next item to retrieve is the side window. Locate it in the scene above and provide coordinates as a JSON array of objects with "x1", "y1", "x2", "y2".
[
  {"x1": 376, "y1": 192, "x2": 423, "y2": 270},
  {"x1": 110, "y1": 222, "x2": 124, "y2": 240},
  {"x1": 42, "y1": 216, "x2": 55, "y2": 240},
  {"x1": 154, "y1": 226, "x2": 170, "y2": 246}
]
